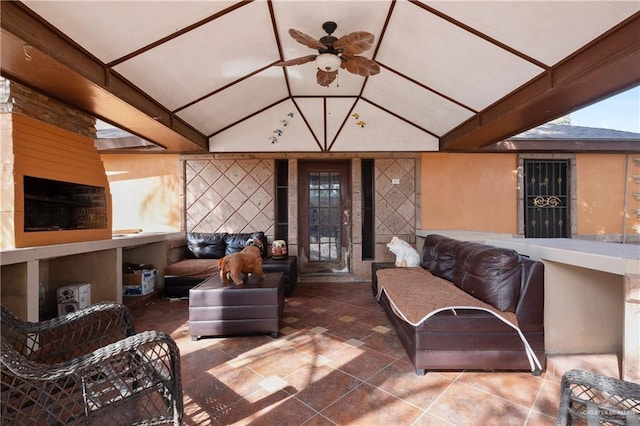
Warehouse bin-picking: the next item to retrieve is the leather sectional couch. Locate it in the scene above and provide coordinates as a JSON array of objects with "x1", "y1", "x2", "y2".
[
  {"x1": 164, "y1": 232, "x2": 297, "y2": 297},
  {"x1": 372, "y1": 234, "x2": 545, "y2": 376}
]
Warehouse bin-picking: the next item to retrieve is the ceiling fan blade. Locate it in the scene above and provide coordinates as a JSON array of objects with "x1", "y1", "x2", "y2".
[
  {"x1": 289, "y1": 28, "x2": 328, "y2": 51},
  {"x1": 275, "y1": 55, "x2": 317, "y2": 66},
  {"x1": 333, "y1": 31, "x2": 375, "y2": 54},
  {"x1": 343, "y1": 55, "x2": 380, "y2": 77},
  {"x1": 316, "y1": 69, "x2": 338, "y2": 87}
]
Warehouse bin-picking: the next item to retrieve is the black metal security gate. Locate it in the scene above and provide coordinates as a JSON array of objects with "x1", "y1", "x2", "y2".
[{"x1": 524, "y1": 160, "x2": 570, "y2": 238}]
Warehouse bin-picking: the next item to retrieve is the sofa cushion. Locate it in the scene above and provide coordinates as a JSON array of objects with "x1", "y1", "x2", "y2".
[
  {"x1": 187, "y1": 232, "x2": 227, "y2": 259},
  {"x1": 421, "y1": 234, "x2": 459, "y2": 281},
  {"x1": 164, "y1": 258, "x2": 219, "y2": 279},
  {"x1": 452, "y1": 242, "x2": 522, "y2": 313},
  {"x1": 224, "y1": 232, "x2": 268, "y2": 257}
]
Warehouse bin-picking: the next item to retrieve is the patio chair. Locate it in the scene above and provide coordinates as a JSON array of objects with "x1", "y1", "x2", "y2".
[
  {"x1": 557, "y1": 369, "x2": 640, "y2": 426},
  {"x1": 1, "y1": 303, "x2": 183, "y2": 425}
]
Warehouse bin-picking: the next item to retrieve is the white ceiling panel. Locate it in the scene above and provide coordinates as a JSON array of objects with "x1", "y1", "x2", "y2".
[
  {"x1": 176, "y1": 67, "x2": 288, "y2": 136},
  {"x1": 294, "y1": 98, "x2": 326, "y2": 143},
  {"x1": 427, "y1": 1, "x2": 640, "y2": 66},
  {"x1": 23, "y1": 1, "x2": 235, "y2": 63},
  {"x1": 331, "y1": 100, "x2": 439, "y2": 151},
  {"x1": 326, "y1": 98, "x2": 359, "y2": 147},
  {"x1": 377, "y1": 1, "x2": 544, "y2": 111},
  {"x1": 113, "y1": 1, "x2": 278, "y2": 110},
  {"x1": 209, "y1": 99, "x2": 320, "y2": 152},
  {"x1": 362, "y1": 69, "x2": 475, "y2": 136}
]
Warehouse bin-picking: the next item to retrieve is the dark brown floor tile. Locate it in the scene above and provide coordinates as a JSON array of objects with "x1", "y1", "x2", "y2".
[
  {"x1": 301, "y1": 414, "x2": 337, "y2": 426},
  {"x1": 427, "y1": 380, "x2": 529, "y2": 425},
  {"x1": 368, "y1": 360, "x2": 455, "y2": 409},
  {"x1": 525, "y1": 410, "x2": 557, "y2": 425},
  {"x1": 327, "y1": 345, "x2": 396, "y2": 381},
  {"x1": 216, "y1": 335, "x2": 276, "y2": 358},
  {"x1": 204, "y1": 361, "x2": 267, "y2": 401},
  {"x1": 532, "y1": 377, "x2": 561, "y2": 419},
  {"x1": 181, "y1": 346, "x2": 233, "y2": 382},
  {"x1": 285, "y1": 364, "x2": 362, "y2": 411},
  {"x1": 325, "y1": 320, "x2": 377, "y2": 341},
  {"x1": 243, "y1": 345, "x2": 312, "y2": 378},
  {"x1": 413, "y1": 412, "x2": 457, "y2": 425},
  {"x1": 321, "y1": 383, "x2": 423, "y2": 425},
  {"x1": 288, "y1": 330, "x2": 346, "y2": 358},
  {"x1": 214, "y1": 388, "x2": 316, "y2": 425},
  {"x1": 353, "y1": 309, "x2": 390, "y2": 327},
  {"x1": 361, "y1": 327, "x2": 406, "y2": 358},
  {"x1": 455, "y1": 371, "x2": 544, "y2": 409}
]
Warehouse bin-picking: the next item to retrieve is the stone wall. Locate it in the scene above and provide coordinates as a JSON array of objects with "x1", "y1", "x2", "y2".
[{"x1": 1, "y1": 78, "x2": 95, "y2": 138}]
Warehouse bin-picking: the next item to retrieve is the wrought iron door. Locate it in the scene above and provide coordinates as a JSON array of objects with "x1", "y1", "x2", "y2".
[{"x1": 524, "y1": 160, "x2": 569, "y2": 238}]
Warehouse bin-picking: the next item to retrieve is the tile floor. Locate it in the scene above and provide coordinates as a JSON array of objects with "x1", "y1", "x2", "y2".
[{"x1": 131, "y1": 281, "x2": 562, "y2": 426}]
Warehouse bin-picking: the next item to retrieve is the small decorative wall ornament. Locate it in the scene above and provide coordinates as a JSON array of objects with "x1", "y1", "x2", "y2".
[
  {"x1": 267, "y1": 112, "x2": 295, "y2": 144},
  {"x1": 351, "y1": 112, "x2": 366, "y2": 128}
]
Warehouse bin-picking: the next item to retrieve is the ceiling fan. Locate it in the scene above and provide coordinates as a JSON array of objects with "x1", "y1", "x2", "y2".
[{"x1": 276, "y1": 21, "x2": 380, "y2": 87}]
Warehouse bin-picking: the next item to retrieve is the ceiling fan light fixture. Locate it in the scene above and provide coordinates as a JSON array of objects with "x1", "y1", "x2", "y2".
[{"x1": 316, "y1": 53, "x2": 341, "y2": 72}]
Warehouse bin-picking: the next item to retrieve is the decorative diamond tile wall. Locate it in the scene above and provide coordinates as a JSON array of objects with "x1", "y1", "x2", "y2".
[
  {"x1": 185, "y1": 159, "x2": 274, "y2": 237},
  {"x1": 375, "y1": 158, "x2": 416, "y2": 243}
]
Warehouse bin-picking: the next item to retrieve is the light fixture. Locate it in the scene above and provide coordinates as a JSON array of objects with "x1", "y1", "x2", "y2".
[{"x1": 316, "y1": 53, "x2": 342, "y2": 72}]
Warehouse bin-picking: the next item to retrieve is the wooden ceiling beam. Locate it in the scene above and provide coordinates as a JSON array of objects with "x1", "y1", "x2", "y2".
[
  {"x1": 0, "y1": 1, "x2": 208, "y2": 152},
  {"x1": 440, "y1": 13, "x2": 640, "y2": 152}
]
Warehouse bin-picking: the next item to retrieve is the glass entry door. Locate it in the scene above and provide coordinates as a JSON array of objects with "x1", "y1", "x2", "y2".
[{"x1": 298, "y1": 161, "x2": 351, "y2": 274}]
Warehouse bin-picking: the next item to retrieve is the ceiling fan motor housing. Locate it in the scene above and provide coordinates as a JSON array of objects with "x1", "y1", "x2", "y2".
[{"x1": 322, "y1": 21, "x2": 338, "y2": 34}]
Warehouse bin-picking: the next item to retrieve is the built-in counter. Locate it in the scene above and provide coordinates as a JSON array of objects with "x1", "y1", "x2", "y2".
[
  {"x1": 416, "y1": 230, "x2": 640, "y2": 382},
  {"x1": 1, "y1": 232, "x2": 183, "y2": 322}
]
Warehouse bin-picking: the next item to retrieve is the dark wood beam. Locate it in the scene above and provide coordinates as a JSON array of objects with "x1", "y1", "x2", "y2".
[
  {"x1": 0, "y1": 1, "x2": 208, "y2": 153},
  {"x1": 440, "y1": 13, "x2": 640, "y2": 152}
]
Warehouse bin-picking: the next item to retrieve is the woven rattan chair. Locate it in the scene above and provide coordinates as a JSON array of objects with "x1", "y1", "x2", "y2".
[
  {"x1": 557, "y1": 369, "x2": 640, "y2": 426},
  {"x1": 1, "y1": 303, "x2": 183, "y2": 425}
]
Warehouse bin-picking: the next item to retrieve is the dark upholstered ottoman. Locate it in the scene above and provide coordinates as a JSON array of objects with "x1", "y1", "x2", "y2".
[{"x1": 189, "y1": 273, "x2": 284, "y2": 340}]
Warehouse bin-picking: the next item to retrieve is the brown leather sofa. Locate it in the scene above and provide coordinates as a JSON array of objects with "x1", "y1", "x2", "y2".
[
  {"x1": 164, "y1": 232, "x2": 297, "y2": 297},
  {"x1": 372, "y1": 234, "x2": 545, "y2": 376}
]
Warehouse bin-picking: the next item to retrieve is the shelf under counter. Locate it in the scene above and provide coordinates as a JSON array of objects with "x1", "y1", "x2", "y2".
[{"x1": 0, "y1": 232, "x2": 183, "y2": 322}]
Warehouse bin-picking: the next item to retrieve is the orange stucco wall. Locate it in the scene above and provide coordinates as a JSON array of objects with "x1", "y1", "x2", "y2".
[
  {"x1": 101, "y1": 154, "x2": 182, "y2": 232},
  {"x1": 576, "y1": 154, "x2": 631, "y2": 235},
  {"x1": 420, "y1": 153, "x2": 518, "y2": 233}
]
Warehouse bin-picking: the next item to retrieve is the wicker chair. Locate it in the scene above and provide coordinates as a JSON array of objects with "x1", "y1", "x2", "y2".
[
  {"x1": 1, "y1": 303, "x2": 183, "y2": 425},
  {"x1": 557, "y1": 369, "x2": 640, "y2": 426}
]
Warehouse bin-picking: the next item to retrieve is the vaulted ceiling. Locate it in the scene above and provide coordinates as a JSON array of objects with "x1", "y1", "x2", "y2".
[{"x1": 2, "y1": 1, "x2": 639, "y2": 153}]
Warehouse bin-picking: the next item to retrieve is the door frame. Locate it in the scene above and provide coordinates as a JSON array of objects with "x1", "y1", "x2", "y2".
[{"x1": 297, "y1": 160, "x2": 352, "y2": 274}]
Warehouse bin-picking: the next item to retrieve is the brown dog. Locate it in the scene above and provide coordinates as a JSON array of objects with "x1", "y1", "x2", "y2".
[{"x1": 218, "y1": 238, "x2": 267, "y2": 285}]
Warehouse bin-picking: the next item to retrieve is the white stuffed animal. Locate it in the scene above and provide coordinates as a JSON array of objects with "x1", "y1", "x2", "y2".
[{"x1": 387, "y1": 236, "x2": 421, "y2": 267}]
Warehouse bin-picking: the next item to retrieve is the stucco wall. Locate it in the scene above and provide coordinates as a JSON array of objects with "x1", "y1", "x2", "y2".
[
  {"x1": 576, "y1": 154, "x2": 636, "y2": 236},
  {"x1": 101, "y1": 154, "x2": 181, "y2": 232},
  {"x1": 420, "y1": 153, "x2": 518, "y2": 233}
]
